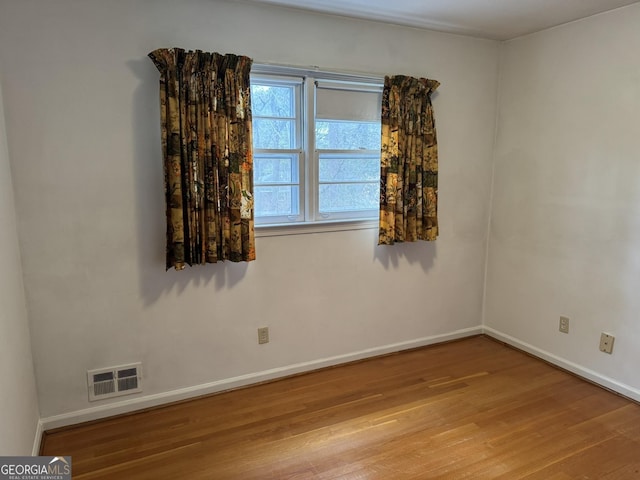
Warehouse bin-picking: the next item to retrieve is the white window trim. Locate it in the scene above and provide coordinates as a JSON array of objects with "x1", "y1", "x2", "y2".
[
  {"x1": 251, "y1": 64, "x2": 384, "y2": 236},
  {"x1": 251, "y1": 63, "x2": 384, "y2": 85},
  {"x1": 255, "y1": 218, "x2": 378, "y2": 238}
]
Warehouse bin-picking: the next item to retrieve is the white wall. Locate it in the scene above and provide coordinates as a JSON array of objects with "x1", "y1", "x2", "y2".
[
  {"x1": 0, "y1": 0, "x2": 499, "y2": 421},
  {"x1": 485, "y1": 4, "x2": 640, "y2": 396},
  {"x1": 0, "y1": 74, "x2": 40, "y2": 454}
]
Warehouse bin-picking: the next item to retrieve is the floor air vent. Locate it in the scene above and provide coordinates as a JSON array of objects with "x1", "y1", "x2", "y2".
[{"x1": 87, "y1": 363, "x2": 142, "y2": 401}]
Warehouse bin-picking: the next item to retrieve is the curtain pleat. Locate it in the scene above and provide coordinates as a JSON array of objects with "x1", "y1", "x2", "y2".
[
  {"x1": 149, "y1": 48, "x2": 255, "y2": 270},
  {"x1": 379, "y1": 75, "x2": 439, "y2": 245}
]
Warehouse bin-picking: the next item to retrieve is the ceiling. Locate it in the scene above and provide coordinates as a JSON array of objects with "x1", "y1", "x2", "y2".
[{"x1": 243, "y1": 0, "x2": 639, "y2": 40}]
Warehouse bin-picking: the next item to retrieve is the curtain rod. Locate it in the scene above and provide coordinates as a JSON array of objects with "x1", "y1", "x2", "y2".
[{"x1": 251, "y1": 61, "x2": 385, "y2": 84}]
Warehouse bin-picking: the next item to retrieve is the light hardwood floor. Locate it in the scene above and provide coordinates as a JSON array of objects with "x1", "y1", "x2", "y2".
[{"x1": 42, "y1": 336, "x2": 640, "y2": 479}]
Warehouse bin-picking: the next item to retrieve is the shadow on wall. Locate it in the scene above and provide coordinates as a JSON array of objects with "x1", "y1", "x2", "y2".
[
  {"x1": 373, "y1": 234, "x2": 437, "y2": 272},
  {"x1": 128, "y1": 57, "x2": 249, "y2": 307}
]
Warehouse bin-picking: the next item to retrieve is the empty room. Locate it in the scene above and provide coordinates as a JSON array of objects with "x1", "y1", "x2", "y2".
[{"x1": 1, "y1": 0, "x2": 640, "y2": 478}]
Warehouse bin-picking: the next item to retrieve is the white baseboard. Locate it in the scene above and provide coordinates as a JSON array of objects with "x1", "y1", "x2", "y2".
[
  {"x1": 40, "y1": 326, "x2": 482, "y2": 431},
  {"x1": 31, "y1": 420, "x2": 43, "y2": 456},
  {"x1": 483, "y1": 326, "x2": 640, "y2": 402}
]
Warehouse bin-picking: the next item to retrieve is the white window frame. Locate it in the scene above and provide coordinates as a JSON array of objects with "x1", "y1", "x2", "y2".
[
  {"x1": 251, "y1": 75, "x2": 305, "y2": 225},
  {"x1": 251, "y1": 64, "x2": 383, "y2": 237}
]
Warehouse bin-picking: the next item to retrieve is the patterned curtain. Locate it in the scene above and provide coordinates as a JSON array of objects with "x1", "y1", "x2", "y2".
[
  {"x1": 148, "y1": 48, "x2": 255, "y2": 270},
  {"x1": 379, "y1": 75, "x2": 440, "y2": 245}
]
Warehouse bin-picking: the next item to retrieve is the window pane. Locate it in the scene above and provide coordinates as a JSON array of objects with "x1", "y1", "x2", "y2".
[
  {"x1": 254, "y1": 155, "x2": 298, "y2": 184},
  {"x1": 316, "y1": 85, "x2": 381, "y2": 122},
  {"x1": 319, "y1": 154, "x2": 379, "y2": 182},
  {"x1": 319, "y1": 183, "x2": 379, "y2": 213},
  {"x1": 253, "y1": 118, "x2": 295, "y2": 149},
  {"x1": 251, "y1": 85, "x2": 294, "y2": 117},
  {"x1": 316, "y1": 121, "x2": 381, "y2": 150},
  {"x1": 254, "y1": 186, "x2": 299, "y2": 217}
]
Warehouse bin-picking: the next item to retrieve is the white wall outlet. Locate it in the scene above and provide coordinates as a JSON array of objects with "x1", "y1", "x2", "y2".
[
  {"x1": 599, "y1": 333, "x2": 615, "y2": 354},
  {"x1": 258, "y1": 327, "x2": 269, "y2": 345},
  {"x1": 559, "y1": 316, "x2": 570, "y2": 334}
]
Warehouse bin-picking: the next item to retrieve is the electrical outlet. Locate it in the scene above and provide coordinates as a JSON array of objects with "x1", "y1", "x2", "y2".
[
  {"x1": 258, "y1": 327, "x2": 269, "y2": 345},
  {"x1": 599, "y1": 333, "x2": 614, "y2": 354},
  {"x1": 559, "y1": 316, "x2": 570, "y2": 334}
]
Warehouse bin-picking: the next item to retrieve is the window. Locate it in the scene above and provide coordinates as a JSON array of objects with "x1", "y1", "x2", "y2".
[
  {"x1": 251, "y1": 66, "x2": 382, "y2": 231},
  {"x1": 251, "y1": 76, "x2": 303, "y2": 223}
]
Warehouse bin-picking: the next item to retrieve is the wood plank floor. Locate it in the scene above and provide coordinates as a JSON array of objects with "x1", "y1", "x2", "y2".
[{"x1": 41, "y1": 336, "x2": 640, "y2": 479}]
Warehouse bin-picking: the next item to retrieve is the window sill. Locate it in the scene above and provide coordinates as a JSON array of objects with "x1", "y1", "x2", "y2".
[{"x1": 255, "y1": 218, "x2": 378, "y2": 237}]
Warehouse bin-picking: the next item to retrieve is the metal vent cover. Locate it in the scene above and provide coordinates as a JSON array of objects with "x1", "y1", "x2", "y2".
[{"x1": 87, "y1": 363, "x2": 142, "y2": 401}]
